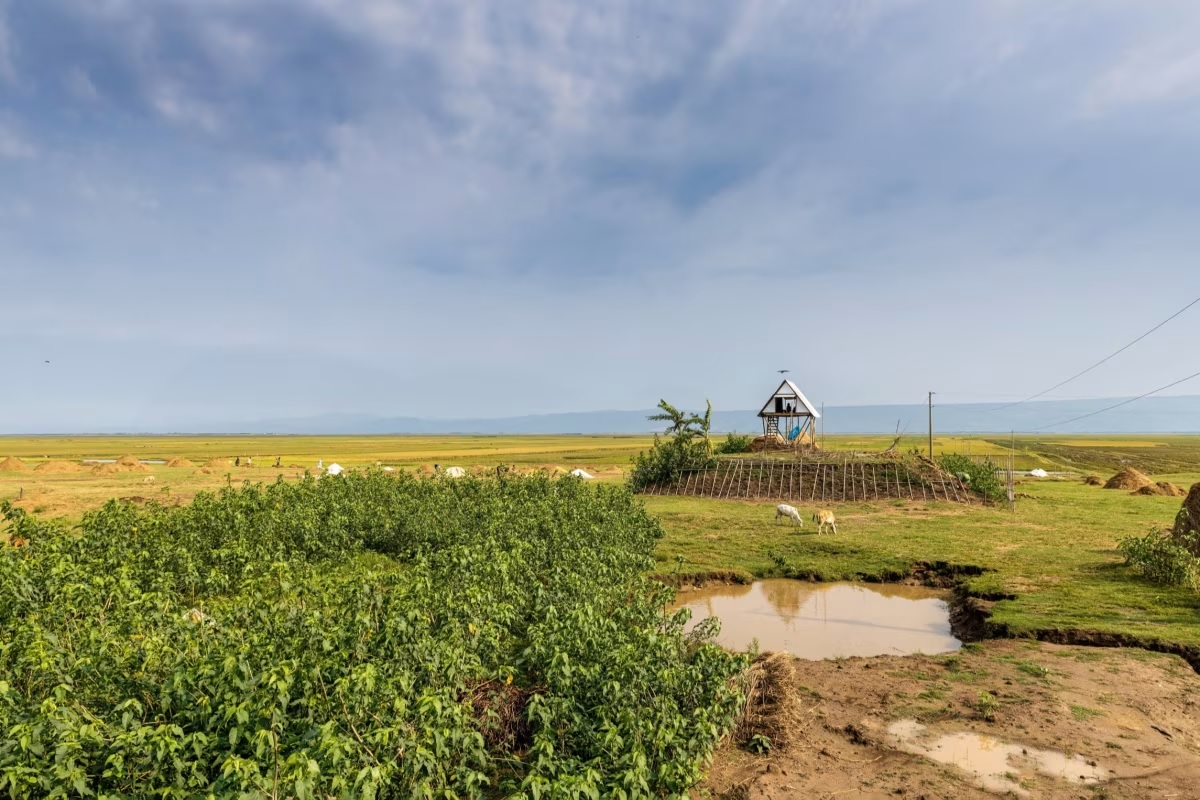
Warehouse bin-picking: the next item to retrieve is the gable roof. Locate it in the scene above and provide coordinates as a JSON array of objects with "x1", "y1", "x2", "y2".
[{"x1": 758, "y1": 379, "x2": 820, "y2": 418}]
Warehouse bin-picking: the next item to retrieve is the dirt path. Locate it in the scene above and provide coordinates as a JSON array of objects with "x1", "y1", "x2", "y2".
[{"x1": 704, "y1": 640, "x2": 1200, "y2": 799}]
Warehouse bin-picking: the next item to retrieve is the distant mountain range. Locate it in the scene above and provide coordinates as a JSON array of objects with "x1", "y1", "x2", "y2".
[
  {"x1": 8, "y1": 395, "x2": 1199, "y2": 436},
  {"x1": 206, "y1": 395, "x2": 1200, "y2": 435}
]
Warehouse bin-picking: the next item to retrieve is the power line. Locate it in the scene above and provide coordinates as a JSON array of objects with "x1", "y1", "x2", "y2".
[
  {"x1": 1032, "y1": 368, "x2": 1200, "y2": 432},
  {"x1": 987, "y1": 294, "x2": 1200, "y2": 412}
]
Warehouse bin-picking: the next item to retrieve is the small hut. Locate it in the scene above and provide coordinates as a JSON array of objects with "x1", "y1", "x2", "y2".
[{"x1": 758, "y1": 379, "x2": 820, "y2": 446}]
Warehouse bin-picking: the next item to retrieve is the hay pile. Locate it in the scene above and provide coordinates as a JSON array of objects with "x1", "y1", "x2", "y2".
[
  {"x1": 166, "y1": 457, "x2": 194, "y2": 468},
  {"x1": 1133, "y1": 482, "x2": 1188, "y2": 497},
  {"x1": 1104, "y1": 468, "x2": 1152, "y2": 491},
  {"x1": 749, "y1": 434, "x2": 789, "y2": 452},
  {"x1": 33, "y1": 461, "x2": 85, "y2": 474},
  {"x1": 205, "y1": 458, "x2": 231, "y2": 468},
  {"x1": 91, "y1": 464, "x2": 121, "y2": 476},
  {"x1": 116, "y1": 455, "x2": 141, "y2": 467},
  {"x1": 193, "y1": 467, "x2": 216, "y2": 476},
  {"x1": 1172, "y1": 483, "x2": 1200, "y2": 554},
  {"x1": 1083, "y1": 475, "x2": 1103, "y2": 486},
  {"x1": 731, "y1": 652, "x2": 804, "y2": 752},
  {"x1": 0, "y1": 457, "x2": 28, "y2": 472}
]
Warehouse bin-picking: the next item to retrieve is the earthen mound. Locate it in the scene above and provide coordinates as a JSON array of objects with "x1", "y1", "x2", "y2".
[
  {"x1": 205, "y1": 458, "x2": 231, "y2": 468},
  {"x1": 33, "y1": 461, "x2": 85, "y2": 474},
  {"x1": 0, "y1": 457, "x2": 28, "y2": 471},
  {"x1": 116, "y1": 455, "x2": 141, "y2": 467},
  {"x1": 1104, "y1": 468, "x2": 1152, "y2": 491},
  {"x1": 91, "y1": 464, "x2": 120, "y2": 475},
  {"x1": 166, "y1": 457, "x2": 194, "y2": 468}
]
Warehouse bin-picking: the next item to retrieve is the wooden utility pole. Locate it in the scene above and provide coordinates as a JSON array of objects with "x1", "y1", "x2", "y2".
[
  {"x1": 820, "y1": 402, "x2": 825, "y2": 448},
  {"x1": 927, "y1": 391, "x2": 935, "y2": 460}
]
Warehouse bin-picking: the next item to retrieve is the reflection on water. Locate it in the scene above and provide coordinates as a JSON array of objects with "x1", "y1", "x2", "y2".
[
  {"x1": 671, "y1": 579, "x2": 960, "y2": 658},
  {"x1": 888, "y1": 719, "x2": 1106, "y2": 796}
]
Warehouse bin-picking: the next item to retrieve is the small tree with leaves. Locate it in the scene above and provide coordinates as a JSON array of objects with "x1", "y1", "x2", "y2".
[{"x1": 629, "y1": 399, "x2": 717, "y2": 490}]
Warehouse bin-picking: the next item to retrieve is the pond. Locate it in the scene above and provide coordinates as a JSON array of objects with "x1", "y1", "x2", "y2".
[{"x1": 671, "y1": 579, "x2": 960, "y2": 659}]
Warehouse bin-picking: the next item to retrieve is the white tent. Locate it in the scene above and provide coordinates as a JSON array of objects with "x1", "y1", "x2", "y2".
[
  {"x1": 1029, "y1": 468, "x2": 1048, "y2": 478},
  {"x1": 443, "y1": 466, "x2": 467, "y2": 478},
  {"x1": 569, "y1": 469, "x2": 593, "y2": 479},
  {"x1": 325, "y1": 463, "x2": 344, "y2": 476}
]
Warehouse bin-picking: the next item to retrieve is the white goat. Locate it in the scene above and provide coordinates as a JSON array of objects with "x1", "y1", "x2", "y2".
[
  {"x1": 812, "y1": 509, "x2": 838, "y2": 535},
  {"x1": 774, "y1": 503, "x2": 804, "y2": 526},
  {"x1": 143, "y1": 475, "x2": 156, "y2": 484}
]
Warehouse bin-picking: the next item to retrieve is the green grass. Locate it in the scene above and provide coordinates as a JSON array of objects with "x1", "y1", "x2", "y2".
[{"x1": 647, "y1": 469, "x2": 1200, "y2": 648}]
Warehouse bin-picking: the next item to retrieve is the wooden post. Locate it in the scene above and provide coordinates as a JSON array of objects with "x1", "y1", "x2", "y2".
[{"x1": 928, "y1": 391, "x2": 935, "y2": 461}]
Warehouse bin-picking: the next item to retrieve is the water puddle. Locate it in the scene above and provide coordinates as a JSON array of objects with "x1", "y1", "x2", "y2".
[
  {"x1": 888, "y1": 719, "x2": 1106, "y2": 796},
  {"x1": 672, "y1": 580, "x2": 960, "y2": 658}
]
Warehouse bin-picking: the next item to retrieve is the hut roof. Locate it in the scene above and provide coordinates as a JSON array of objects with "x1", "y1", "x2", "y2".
[{"x1": 758, "y1": 379, "x2": 820, "y2": 418}]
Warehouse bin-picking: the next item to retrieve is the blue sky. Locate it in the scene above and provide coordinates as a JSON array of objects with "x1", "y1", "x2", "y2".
[{"x1": 3, "y1": 0, "x2": 1200, "y2": 430}]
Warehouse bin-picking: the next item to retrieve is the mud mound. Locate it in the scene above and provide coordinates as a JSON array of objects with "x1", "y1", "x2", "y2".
[
  {"x1": 1133, "y1": 481, "x2": 1187, "y2": 497},
  {"x1": 1104, "y1": 468, "x2": 1152, "y2": 491},
  {"x1": 33, "y1": 461, "x2": 85, "y2": 474},
  {"x1": 0, "y1": 457, "x2": 28, "y2": 472},
  {"x1": 1082, "y1": 475, "x2": 1103, "y2": 486},
  {"x1": 166, "y1": 457, "x2": 194, "y2": 468},
  {"x1": 116, "y1": 455, "x2": 141, "y2": 467}
]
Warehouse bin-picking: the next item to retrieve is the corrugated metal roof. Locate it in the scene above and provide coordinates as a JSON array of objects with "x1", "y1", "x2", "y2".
[{"x1": 758, "y1": 379, "x2": 820, "y2": 418}]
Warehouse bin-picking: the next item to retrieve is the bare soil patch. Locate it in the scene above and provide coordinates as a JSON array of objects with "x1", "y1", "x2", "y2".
[{"x1": 704, "y1": 640, "x2": 1200, "y2": 799}]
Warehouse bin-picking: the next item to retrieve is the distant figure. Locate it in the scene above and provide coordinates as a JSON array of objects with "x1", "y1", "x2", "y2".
[
  {"x1": 317, "y1": 459, "x2": 323, "y2": 470},
  {"x1": 434, "y1": 463, "x2": 440, "y2": 472},
  {"x1": 235, "y1": 457, "x2": 240, "y2": 467},
  {"x1": 274, "y1": 456, "x2": 281, "y2": 468},
  {"x1": 247, "y1": 457, "x2": 252, "y2": 467}
]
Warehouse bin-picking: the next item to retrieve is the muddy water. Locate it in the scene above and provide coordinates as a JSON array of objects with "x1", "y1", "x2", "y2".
[
  {"x1": 888, "y1": 719, "x2": 1107, "y2": 796},
  {"x1": 672, "y1": 580, "x2": 960, "y2": 658}
]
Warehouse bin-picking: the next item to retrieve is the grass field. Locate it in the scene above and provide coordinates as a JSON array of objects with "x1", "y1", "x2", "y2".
[{"x1": 3, "y1": 433, "x2": 1199, "y2": 656}]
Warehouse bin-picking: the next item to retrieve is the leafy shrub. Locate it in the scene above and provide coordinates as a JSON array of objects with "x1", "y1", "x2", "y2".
[
  {"x1": 628, "y1": 434, "x2": 715, "y2": 491},
  {"x1": 716, "y1": 433, "x2": 754, "y2": 455},
  {"x1": 938, "y1": 454, "x2": 1005, "y2": 501},
  {"x1": 0, "y1": 475, "x2": 747, "y2": 798},
  {"x1": 1118, "y1": 525, "x2": 1200, "y2": 589}
]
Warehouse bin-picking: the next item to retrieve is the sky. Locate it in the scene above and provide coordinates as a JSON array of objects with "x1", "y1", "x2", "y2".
[{"x1": 3, "y1": 0, "x2": 1200, "y2": 430}]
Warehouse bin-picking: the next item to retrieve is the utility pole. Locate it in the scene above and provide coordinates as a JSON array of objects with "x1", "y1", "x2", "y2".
[
  {"x1": 820, "y1": 402, "x2": 825, "y2": 448},
  {"x1": 927, "y1": 391, "x2": 935, "y2": 460}
]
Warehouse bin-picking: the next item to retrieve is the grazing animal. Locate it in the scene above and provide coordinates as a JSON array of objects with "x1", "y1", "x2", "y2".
[
  {"x1": 812, "y1": 509, "x2": 838, "y2": 535},
  {"x1": 775, "y1": 503, "x2": 803, "y2": 526},
  {"x1": 143, "y1": 475, "x2": 156, "y2": 484}
]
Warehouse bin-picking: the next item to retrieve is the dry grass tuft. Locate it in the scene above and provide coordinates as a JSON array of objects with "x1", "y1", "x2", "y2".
[{"x1": 731, "y1": 652, "x2": 805, "y2": 752}]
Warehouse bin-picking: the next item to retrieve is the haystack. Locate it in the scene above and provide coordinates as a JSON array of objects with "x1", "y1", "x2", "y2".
[
  {"x1": 1082, "y1": 475, "x2": 1103, "y2": 486},
  {"x1": 1103, "y1": 468, "x2": 1152, "y2": 491},
  {"x1": 749, "y1": 434, "x2": 788, "y2": 452},
  {"x1": 1132, "y1": 482, "x2": 1187, "y2": 497},
  {"x1": 0, "y1": 457, "x2": 28, "y2": 472},
  {"x1": 116, "y1": 455, "x2": 141, "y2": 467},
  {"x1": 193, "y1": 467, "x2": 215, "y2": 476},
  {"x1": 33, "y1": 461, "x2": 85, "y2": 474},
  {"x1": 166, "y1": 457, "x2": 194, "y2": 468},
  {"x1": 205, "y1": 458, "x2": 231, "y2": 468},
  {"x1": 731, "y1": 652, "x2": 803, "y2": 752},
  {"x1": 91, "y1": 464, "x2": 120, "y2": 476},
  {"x1": 1172, "y1": 483, "x2": 1200, "y2": 552}
]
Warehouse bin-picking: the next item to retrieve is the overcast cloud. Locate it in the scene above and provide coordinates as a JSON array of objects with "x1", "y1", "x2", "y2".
[{"x1": 3, "y1": 0, "x2": 1200, "y2": 430}]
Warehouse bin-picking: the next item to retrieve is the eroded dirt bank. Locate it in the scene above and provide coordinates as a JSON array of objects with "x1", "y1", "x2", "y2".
[{"x1": 704, "y1": 640, "x2": 1200, "y2": 799}]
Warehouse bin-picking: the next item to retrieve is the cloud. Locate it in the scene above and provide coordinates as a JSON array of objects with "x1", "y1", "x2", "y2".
[
  {"x1": 0, "y1": 1, "x2": 15, "y2": 84},
  {"x1": 0, "y1": 122, "x2": 34, "y2": 159},
  {"x1": 1082, "y1": 41, "x2": 1200, "y2": 115}
]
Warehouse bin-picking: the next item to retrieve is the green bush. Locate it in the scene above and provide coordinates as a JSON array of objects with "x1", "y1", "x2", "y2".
[
  {"x1": 0, "y1": 475, "x2": 747, "y2": 798},
  {"x1": 716, "y1": 433, "x2": 755, "y2": 455},
  {"x1": 1119, "y1": 525, "x2": 1200, "y2": 589},
  {"x1": 628, "y1": 434, "x2": 715, "y2": 491},
  {"x1": 938, "y1": 454, "x2": 1005, "y2": 502}
]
